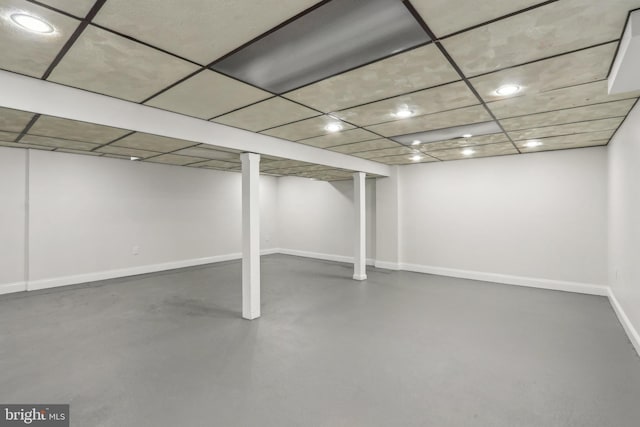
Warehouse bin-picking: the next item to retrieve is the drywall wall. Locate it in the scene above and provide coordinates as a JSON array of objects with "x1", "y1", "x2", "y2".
[
  {"x1": 398, "y1": 147, "x2": 608, "y2": 286},
  {"x1": 277, "y1": 176, "x2": 376, "y2": 262},
  {"x1": 608, "y1": 101, "x2": 640, "y2": 347},
  {"x1": 27, "y1": 149, "x2": 278, "y2": 287},
  {"x1": 0, "y1": 147, "x2": 26, "y2": 292}
]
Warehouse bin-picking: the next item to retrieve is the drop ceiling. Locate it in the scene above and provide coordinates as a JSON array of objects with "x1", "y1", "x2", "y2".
[{"x1": 0, "y1": 0, "x2": 639, "y2": 180}]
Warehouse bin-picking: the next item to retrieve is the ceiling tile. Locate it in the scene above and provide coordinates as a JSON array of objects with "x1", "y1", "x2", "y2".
[
  {"x1": 93, "y1": 0, "x2": 319, "y2": 65},
  {"x1": 261, "y1": 116, "x2": 355, "y2": 141},
  {"x1": 499, "y1": 99, "x2": 636, "y2": 131},
  {"x1": 329, "y1": 139, "x2": 402, "y2": 154},
  {"x1": 352, "y1": 146, "x2": 415, "y2": 159},
  {"x1": 297, "y1": 128, "x2": 379, "y2": 148},
  {"x1": 411, "y1": 0, "x2": 544, "y2": 38},
  {"x1": 56, "y1": 148, "x2": 103, "y2": 156},
  {"x1": 189, "y1": 159, "x2": 239, "y2": 169},
  {"x1": 508, "y1": 117, "x2": 624, "y2": 141},
  {"x1": 0, "y1": 0, "x2": 80, "y2": 78},
  {"x1": 97, "y1": 145, "x2": 158, "y2": 158},
  {"x1": 430, "y1": 142, "x2": 518, "y2": 161},
  {"x1": 366, "y1": 105, "x2": 492, "y2": 137},
  {"x1": 516, "y1": 133, "x2": 612, "y2": 152},
  {"x1": 0, "y1": 141, "x2": 55, "y2": 150},
  {"x1": 111, "y1": 132, "x2": 195, "y2": 152},
  {"x1": 442, "y1": 0, "x2": 640, "y2": 76},
  {"x1": 28, "y1": 115, "x2": 130, "y2": 143},
  {"x1": 284, "y1": 44, "x2": 460, "y2": 112},
  {"x1": 470, "y1": 43, "x2": 618, "y2": 102},
  {"x1": 37, "y1": 0, "x2": 95, "y2": 17},
  {"x1": 145, "y1": 70, "x2": 271, "y2": 119},
  {"x1": 145, "y1": 154, "x2": 210, "y2": 166},
  {"x1": 487, "y1": 81, "x2": 640, "y2": 119},
  {"x1": 334, "y1": 81, "x2": 479, "y2": 127},
  {"x1": 21, "y1": 134, "x2": 99, "y2": 150},
  {"x1": 212, "y1": 97, "x2": 319, "y2": 131},
  {"x1": 172, "y1": 147, "x2": 240, "y2": 161},
  {"x1": 0, "y1": 107, "x2": 34, "y2": 133},
  {"x1": 0, "y1": 131, "x2": 19, "y2": 142},
  {"x1": 48, "y1": 25, "x2": 199, "y2": 102},
  {"x1": 420, "y1": 133, "x2": 509, "y2": 152},
  {"x1": 373, "y1": 153, "x2": 439, "y2": 165},
  {"x1": 260, "y1": 159, "x2": 312, "y2": 171}
]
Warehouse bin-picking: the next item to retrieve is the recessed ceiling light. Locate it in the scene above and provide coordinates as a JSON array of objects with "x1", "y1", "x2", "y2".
[
  {"x1": 495, "y1": 84, "x2": 520, "y2": 96},
  {"x1": 411, "y1": 140, "x2": 421, "y2": 146},
  {"x1": 10, "y1": 13, "x2": 54, "y2": 34},
  {"x1": 411, "y1": 154, "x2": 423, "y2": 162},
  {"x1": 462, "y1": 133, "x2": 473, "y2": 138},
  {"x1": 392, "y1": 121, "x2": 502, "y2": 146},
  {"x1": 393, "y1": 108, "x2": 414, "y2": 119},
  {"x1": 524, "y1": 140, "x2": 543, "y2": 148},
  {"x1": 325, "y1": 122, "x2": 343, "y2": 133},
  {"x1": 462, "y1": 148, "x2": 475, "y2": 156},
  {"x1": 130, "y1": 156, "x2": 140, "y2": 161}
]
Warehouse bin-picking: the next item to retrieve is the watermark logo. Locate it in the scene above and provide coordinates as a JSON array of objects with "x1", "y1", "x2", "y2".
[{"x1": 0, "y1": 405, "x2": 68, "y2": 426}]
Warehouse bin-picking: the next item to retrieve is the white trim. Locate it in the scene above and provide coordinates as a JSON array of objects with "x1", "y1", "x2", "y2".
[
  {"x1": 353, "y1": 274, "x2": 368, "y2": 280},
  {"x1": 0, "y1": 282, "x2": 27, "y2": 295},
  {"x1": 277, "y1": 248, "x2": 375, "y2": 266},
  {"x1": 399, "y1": 262, "x2": 609, "y2": 296},
  {"x1": 374, "y1": 260, "x2": 401, "y2": 270},
  {"x1": 607, "y1": 288, "x2": 640, "y2": 356}
]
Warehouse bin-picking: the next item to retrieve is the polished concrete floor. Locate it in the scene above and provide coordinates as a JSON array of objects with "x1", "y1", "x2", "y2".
[{"x1": 1, "y1": 254, "x2": 639, "y2": 426}]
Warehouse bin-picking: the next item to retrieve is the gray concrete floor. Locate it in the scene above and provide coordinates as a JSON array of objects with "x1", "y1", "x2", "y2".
[{"x1": 1, "y1": 254, "x2": 639, "y2": 427}]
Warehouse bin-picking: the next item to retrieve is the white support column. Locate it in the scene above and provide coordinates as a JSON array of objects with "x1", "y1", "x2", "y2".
[
  {"x1": 241, "y1": 153, "x2": 261, "y2": 320},
  {"x1": 353, "y1": 171, "x2": 367, "y2": 281}
]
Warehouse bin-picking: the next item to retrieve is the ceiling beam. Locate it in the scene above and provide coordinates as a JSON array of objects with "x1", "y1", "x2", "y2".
[{"x1": 0, "y1": 70, "x2": 391, "y2": 176}]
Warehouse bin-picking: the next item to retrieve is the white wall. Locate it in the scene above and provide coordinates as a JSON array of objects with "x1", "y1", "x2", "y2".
[
  {"x1": 277, "y1": 176, "x2": 376, "y2": 262},
  {"x1": 608, "y1": 102, "x2": 640, "y2": 344},
  {"x1": 397, "y1": 147, "x2": 608, "y2": 286},
  {"x1": 0, "y1": 147, "x2": 26, "y2": 292}
]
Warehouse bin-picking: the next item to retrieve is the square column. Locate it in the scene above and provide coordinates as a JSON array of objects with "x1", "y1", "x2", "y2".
[
  {"x1": 353, "y1": 171, "x2": 367, "y2": 280},
  {"x1": 241, "y1": 153, "x2": 261, "y2": 320}
]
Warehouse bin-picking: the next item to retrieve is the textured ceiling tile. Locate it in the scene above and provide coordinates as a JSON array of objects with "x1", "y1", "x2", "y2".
[
  {"x1": 0, "y1": 107, "x2": 34, "y2": 133},
  {"x1": 487, "y1": 81, "x2": 640, "y2": 119},
  {"x1": 499, "y1": 99, "x2": 636, "y2": 131},
  {"x1": 21, "y1": 134, "x2": 99, "y2": 150},
  {"x1": 329, "y1": 139, "x2": 401, "y2": 154},
  {"x1": 93, "y1": 0, "x2": 319, "y2": 64},
  {"x1": 334, "y1": 81, "x2": 479, "y2": 127},
  {"x1": 515, "y1": 130, "x2": 615, "y2": 149},
  {"x1": 37, "y1": 0, "x2": 95, "y2": 17},
  {"x1": 260, "y1": 159, "x2": 311, "y2": 171},
  {"x1": 144, "y1": 154, "x2": 209, "y2": 166},
  {"x1": 0, "y1": 141, "x2": 55, "y2": 150},
  {"x1": 145, "y1": 70, "x2": 271, "y2": 119},
  {"x1": 111, "y1": 132, "x2": 195, "y2": 152},
  {"x1": 261, "y1": 116, "x2": 355, "y2": 141},
  {"x1": 411, "y1": 0, "x2": 543, "y2": 37},
  {"x1": 420, "y1": 133, "x2": 509, "y2": 152},
  {"x1": 0, "y1": 131, "x2": 19, "y2": 142},
  {"x1": 172, "y1": 147, "x2": 240, "y2": 161},
  {"x1": 0, "y1": 0, "x2": 80, "y2": 77},
  {"x1": 508, "y1": 117, "x2": 624, "y2": 141},
  {"x1": 517, "y1": 138, "x2": 609, "y2": 153},
  {"x1": 56, "y1": 148, "x2": 103, "y2": 156},
  {"x1": 48, "y1": 25, "x2": 199, "y2": 102},
  {"x1": 374, "y1": 154, "x2": 438, "y2": 165},
  {"x1": 297, "y1": 128, "x2": 379, "y2": 148},
  {"x1": 28, "y1": 115, "x2": 130, "y2": 143},
  {"x1": 366, "y1": 105, "x2": 492, "y2": 137},
  {"x1": 470, "y1": 43, "x2": 618, "y2": 102},
  {"x1": 97, "y1": 145, "x2": 158, "y2": 158},
  {"x1": 212, "y1": 97, "x2": 319, "y2": 131},
  {"x1": 284, "y1": 44, "x2": 460, "y2": 112},
  {"x1": 442, "y1": 0, "x2": 640, "y2": 76},
  {"x1": 189, "y1": 159, "x2": 240, "y2": 169},
  {"x1": 352, "y1": 146, "x2": 415, "y2": 159},
  {"x1": 430, "y1": 142, "x2": 518, "y2": 161},
  {"x1": 195, "y1": 144, "x2": 242, "y2": 154}
]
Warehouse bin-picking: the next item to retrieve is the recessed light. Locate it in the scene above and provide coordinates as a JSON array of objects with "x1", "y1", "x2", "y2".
[
  {"x1": 495, "y1": 84, "x2": 520, "y2": 96},
  {"x1": 411, "y1": 140, "x2": 421, "y2": 146},
  {"x1": 394, "y1": 109, "x2": 413, "y2": 119},
  {"x1": 10, "y1": 13, "x2": 54, "y2": 34},
  {"x1": 524, "y1": 140, "x2": 543, "y2": 148},
  {"x1": 410, "y1": 154, "x2": 423, "y2": 162},
  {"x1": 130, "y1": 156, "x2": 140, "y2": 161},
  {"x1": 462, "y1": 133, "x2": 473, "y2": 138},
  {"x1": 325, "y1": 122, "x2": 343, "y2": 133},
  {"x1": 462, "y1": 148, "x2": 475, "y2": 156}
]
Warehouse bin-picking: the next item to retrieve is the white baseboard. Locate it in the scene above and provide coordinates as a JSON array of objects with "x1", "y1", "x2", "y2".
[
  {"x1": 374, "y1": 260, "x2": 401, "y2": 270},
  {"x1": 607, "y1": 288, "x2": 640, "y2": 356},
  {"x1": 0, "y1": 281, "x2": 27, "y2": 295},
  {"x1": 276, "y1": 248, "x2": 375, "y2": 266},
  {"x1": 399, "y1": 262, "x2": 609, "y2": 296}
]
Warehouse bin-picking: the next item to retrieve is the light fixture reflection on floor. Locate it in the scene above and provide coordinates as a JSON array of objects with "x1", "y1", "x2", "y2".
[
  {"x1": 211, "y1": 0, "x2": 430, "y2": 93},
  {"x1": 10, "y1": 13, "x2": 54, "y2": 34}
]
